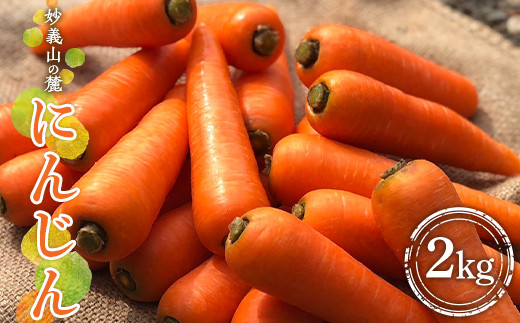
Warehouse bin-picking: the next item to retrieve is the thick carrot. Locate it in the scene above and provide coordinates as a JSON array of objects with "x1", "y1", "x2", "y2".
[
  {"x1": 159, "y1": 160, "x2": 191, "y2": 215},
  {"x1": 295, "y1": 24, "x2": 478, "y2": 117},
  {"x1": 0, "y1": 149, "x2": 82, "y2": 227},
  {"x1": 234, "y1": 52, "x2": 295, "y2": 155},
  {"x1": 31, "y1": 0, "x2": 196, "y2": 55},
  {"x1": 193, "y1": 3, "x2": 285, "y2": 72},
  {"x1": 371, "y1": 160, "x2": 519, "y2": 321},
  {"x1": 484, "y1": 245, "x2": 520, "y2": 305},
  {"x1": 110, "y1": 203, "x2": 210, "y2": 302},
  {"x1": 232, "y1": 289, "x2": 324, "y2": 323},
  {"x1": 296, "y1": 117, "x2": 318, "y2": 136},
  {"x1": 60, "y1": 41, "x2": 189, "y2": 172},
  {"x1": 57, "y1": 84, "x2": 189, "y2": 262},
  {"x1": 306, "y1": 70, "x2": 520, "y2": 175},
  {"x1": 85, "y1": 258, "x2": 108, "y2": 271},
  {"x1": 187, "y1": 25, "x2": 269, "y2": 255},
  {"x1": 267, "y1": 134, "x2": 520, "y2": 244},
  {"x1": 225, "y1": 207, "x2": 437, "y2": 322},
  {"x1": 0, "y1": 92, "x2": 76, "y2": 165},
  {"x1": 157, "y1": 256, "x2": 250, "y2": 323},
  {"x1": 292, "y1": 189, "x2": 403, "y2": 279}
]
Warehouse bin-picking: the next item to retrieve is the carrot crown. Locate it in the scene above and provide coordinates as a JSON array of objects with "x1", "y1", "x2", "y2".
[
  {"x1": 0, "y1": 195, "x2": 6, "y2": 216},
  {"x1": 165, "y1": 0, "x2": 192, "y2": 25},
  {"x1": 380, "y1": 159, "x2": 407, "y2": 180},
  {"x1": 76, "y1": 222, "x2": 108, "y2": 254},
  {"x1": 228, "y1": 217, "x2": 248, "y2": 244},
  {"x1": 291, "y1": 202, "x2": 305, "y2": 220},
  {"x1": 295, "y1": 39, "x2": 320, "y2": 68},
  {"x1": 253, "y1": 25, "x2": 280, "y2": 57},
  {"x1": 161, "y1": 317, "x2": 180, "y2": 323},
  {"x1": 249, "y1": 129, "x2": 271, "y2": 155},
  {"x1": 115, "y1": 268, "x2": 136, "y2": 292},
  {"x1": 263, "y1": 154, "x2": 273, "y2": 175},
  {"x1": 307, "y1": 82, "x2": 329, "y2": 114}
]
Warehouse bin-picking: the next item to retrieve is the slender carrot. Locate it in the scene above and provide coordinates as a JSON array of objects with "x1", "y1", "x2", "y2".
[
  {"x1": 371, "y1": 160, "x2": 519, "y2": 321},
  {"x1": 234, "y1": 52, "x2": 295, "y2": 155},
  {"x1": 193, "y1": 3, "x2": 285, "y2": 72},
  {"x1": 306, "y1": 70, "x2": 520, "y2": 175},
  {"x1": 187, "y1": 25, "x2": 269, "y2": 255},
  {"x1": 267, "y1": 134, "x2": 520, "y2": 244},
  {"x1": 157, "y1": 256, "x2": 250, "y2": 323},
  {"x1": 159, "y1": 160, "x2": 191, "y2": 215},
  {"x1": 292, "y1": 189, "x2": 403, "y2": 279},
  {"x1": 110, "y1": 203, "x2": 210, "y2": 302},
  {"x1": 484, "y1": 245, "x2": 520, "y2": 305},
  {"x1": 0, "y1": 149, "x2": 82, "y2": 227},
  {"x1": 0, "y1": 92, "x2": 76, "y2": 165},
  {"x1": 60, "y1": 41, "x2": 189, "y2": 172},
  {"x1": 232, "y1": 289, "x2": 324, "y2": 323},
  {"x1": 295, "y1": 24, "x2": 478, "y2": 117},
  {"x1": 31, "y1": 0, "x2": 196, "y2": 55},
  {"x1": 296, "y1": 117, "x2": 318, "y2": 136},
  {"x1": 57, "y1": 83, "x2": 189, "y2": 262},
  {"x1": 225, "y1": 207, "x2": 437, "y2": 323}
]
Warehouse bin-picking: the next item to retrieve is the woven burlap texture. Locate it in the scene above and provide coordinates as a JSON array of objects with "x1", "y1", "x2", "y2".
[{"x1": 1, "y1": 0, "x2": 519, "y2": 321}]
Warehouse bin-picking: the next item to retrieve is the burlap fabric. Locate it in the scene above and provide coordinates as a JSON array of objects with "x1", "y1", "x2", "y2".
[{"x1": 1, "y1": 0, "x2": 519, "y2": 321}]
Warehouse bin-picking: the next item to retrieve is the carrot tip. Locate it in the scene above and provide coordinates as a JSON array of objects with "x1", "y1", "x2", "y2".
[
  {"x1": 307, "y1": 82, "x2": 329, "y2": 114},
  {"x1": 0, "y1": 195, "x2": 6, "y2": 216},
  {"x1": 161, "y1": 317, "x2": 180, "y2": 323},
  {"x1": 76, "y1": 222, "x2": 107, "y2": 254},
  {"x1": 295, "y1": 39, "x2": 320, "y2": 68},
  {"x1": 249, "y1": 130, "x2": 271, "y2": 155},
  {"x1": 228, "y1": 217, "x2": 248, "y2": 244},
  {"x1": 165, "y1": 0, "x2": 192, "y2": 25},
  {"x1": 380, "y1": 159, "x2": 408, "y2": 180},
  {"x1": 263, "y1": 154, "x2": 273, "y2": 176},
  {"x1": 115, "y1": 268, "x2": 136, "y2": 292},
  {"x1": 253, "y1": 25, "x2": 280, "y2": 57},
  {"x1": 291, "y1": 202, "x2": 305, "y2": 220}
]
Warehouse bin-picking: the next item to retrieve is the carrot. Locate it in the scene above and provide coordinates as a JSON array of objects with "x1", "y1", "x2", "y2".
[
  {"x1": 157, "y1": 256, "x2": 250, "y2": 323},
  {"x1": 85, "y1": 258, "x2": 108, "y2": 272},
  {"x1": 57, "y1": 83, "x2": 189, "y2": 262},
  {"x1": 232, "y1": 289, "x2": 324, "y2": 323},
  {"x1": 225, "y1": 207, "x2": 437, "y2": 323},
  {"x1": 233, "y1": 52, "x2": 295, "y2": 155},
  {"x1": 0, "y1": 149, "x2": 82, "y2": 227},
  {"x1": 484, "y1": 245, "x2": 520, "y2": 305},
  {"x1": 187, "y1": 25, "x2": 269, "y2": 255},
  {"x1": 292, "y1": 189, "x2": 403, "y2": 279},
  {"x1": 31, "y1": 0, "x2": 196, "y2": 55},
  {"x1": 296, "y1": 117, "x2": 318, "y2": 136},
  {"x1": 305, "y1": 70, "x2": 520, "y2": 176},
  {"x1": 110, "y1": 203, "x2": 210, "y2": 302},
  {"x1": 60, "y1": 41, "x2": 189, "y2": 172},
  {"x1": 267, "y1": 134, "x2": 520, "y2": 244},
  {"x1": 295, "y1": 24, "x2": 478, "y2": 117},
  {"x1": 194, "y1": 3, "x2": 285, "y2": 72},
  {"x1": 0, "y1": 92, "x2": 76, "y2": 165},
  {"x1": 371, "y1": 160, "x2": 519, "y2": 321},
  {"x1": 158, "y1": 160, "x2": 191, "y2": 215}
]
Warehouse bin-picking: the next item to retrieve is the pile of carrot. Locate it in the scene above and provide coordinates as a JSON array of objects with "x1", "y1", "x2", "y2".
[{"x1": 2, "y1": 0, "x2": 519, "y2": 321}]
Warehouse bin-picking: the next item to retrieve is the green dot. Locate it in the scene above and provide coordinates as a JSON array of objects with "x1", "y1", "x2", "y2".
[
  {"x1": 60, "y1": 69, "x2": 74, "y2": 84},
  {"x1": 33, "y1": 10, "x2": 46, "y2": 25},
  {"x1": 23, "y1": 27, "x2": 43, "y2": 47},
  {"x1": 11, "y1": 88, "x2": 57, "y2": 138},
  {"x1": 65, "y1": 49, "x2": 85, "y2": 68}
]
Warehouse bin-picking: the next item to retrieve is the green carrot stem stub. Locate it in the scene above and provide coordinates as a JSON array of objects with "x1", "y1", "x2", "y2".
[{"x1": 252, "y1": 25, "x2": 279, "y2": 57}]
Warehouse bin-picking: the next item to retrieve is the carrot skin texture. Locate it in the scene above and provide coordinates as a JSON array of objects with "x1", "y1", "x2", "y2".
[
  {"x1": 110, "y1": 204, "x2": 210, "y2": 302},
  {"x1": 232, "y1": 289, "x2": 324, "y2": 323},
  {"x1": 306, "y1": 71, "x2": 520, "y2": 175},
  {"x1": 296, "y1": 117, "x2": 318, "y2": 136},
  {"x1": 187, "y1": 26, "x2": 269, "y2": 255},
  {"x1": 159, "y1": 160, "x2": 191, "y2": 215},
  {"x1": 371, "y1": 160, "x2": 520, "y2": 321},
  {"x1": 0, "y1": 149, "x2": 82, "y2": 227},
  {"x1": 31, "y1": 0, "x2": 197, "y2": 55},
  {"x1": 296, "y1": 189, "x2": 403, "y2": 279},
  {"x1": 63, "y1": 41, "x2": 189, "y2": 172},
  {"x1": 269, "y1": 134, "x2": 520, "y2": 244},
  {"x1": 225, "y1": 207, "x2": 437, "y2": 323},
  {"x1": 58, "y1": 84, "x2": 189, "y2": 262},
  {"x1": 296, "y1": 24, "x2": 478, "y2": 117},
  {"x1": 484, "y1": 245, "x2": 520, "y2": 305},
  {"x1": 157, "y1": 256, "x2": 250, "y2": 323},
  {"x1": 194, "y1": 3, "x2": 285, "y2": 72}
]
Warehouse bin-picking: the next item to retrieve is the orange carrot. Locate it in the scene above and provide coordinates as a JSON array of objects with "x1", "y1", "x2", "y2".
[
  {"x1": 192, "y1": 3, "x2": 285, "y2": 72},
  {"x1": 484, "y1": 245, "x2": 520, "y2": 305},
  {"x1": 292, "y1": 189, "x2": 403, "y2": 279},
  {"x1": 31, "y1": 0, "x2": 196, "y2": 55},
  {"x1": 57, "y1": 84, "x2": 189, "y2": 262},
  {"x1": 225, "y1": 207, "x2": 437, "y2": 322},
  {"x1": 157, "y1": 256, "x2": 250, "y2": 323},
  {"x1": 186, "y1": 25, "x2": 269, "y2": 255},
  {"x1": 371, "y1": 160, "x2": 519, "y2": 321},
  {"x1": 159, "y1": 160, "x2": 191, "y2": 215},
  {"x1": 295, "y1": 24, "x2": 478, "y2": 117},
  {"x1": 232, "y1": 289, "x2": 324, "y2": 323},
  {"x1": 296, "y1": 117, "x2": 318, "y2": 136},
  {"x1": 306, "y1": 70, "x2": 520, "y2": 175},
  {"x1": 0, "y1": 149, "x2": 82, "y2": 227},
  {"x1": 234, "y1": 52, "x2": 295, "y2": 155},
  {"x1": 60, "y1": 41, "x2": 189, "y2": 172},
  {"x1": 85, "y1": 258, "x2": 108, "y2": 271},
  {"x1": 0, "y1": 92, "x2": 76, "y2": 165},
  {"x1": 267, "y1": 134, "x2": 520, "y2": 244},
  {"x1": 110, "y1": 203, "x2": 210, "y2": 302}
]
